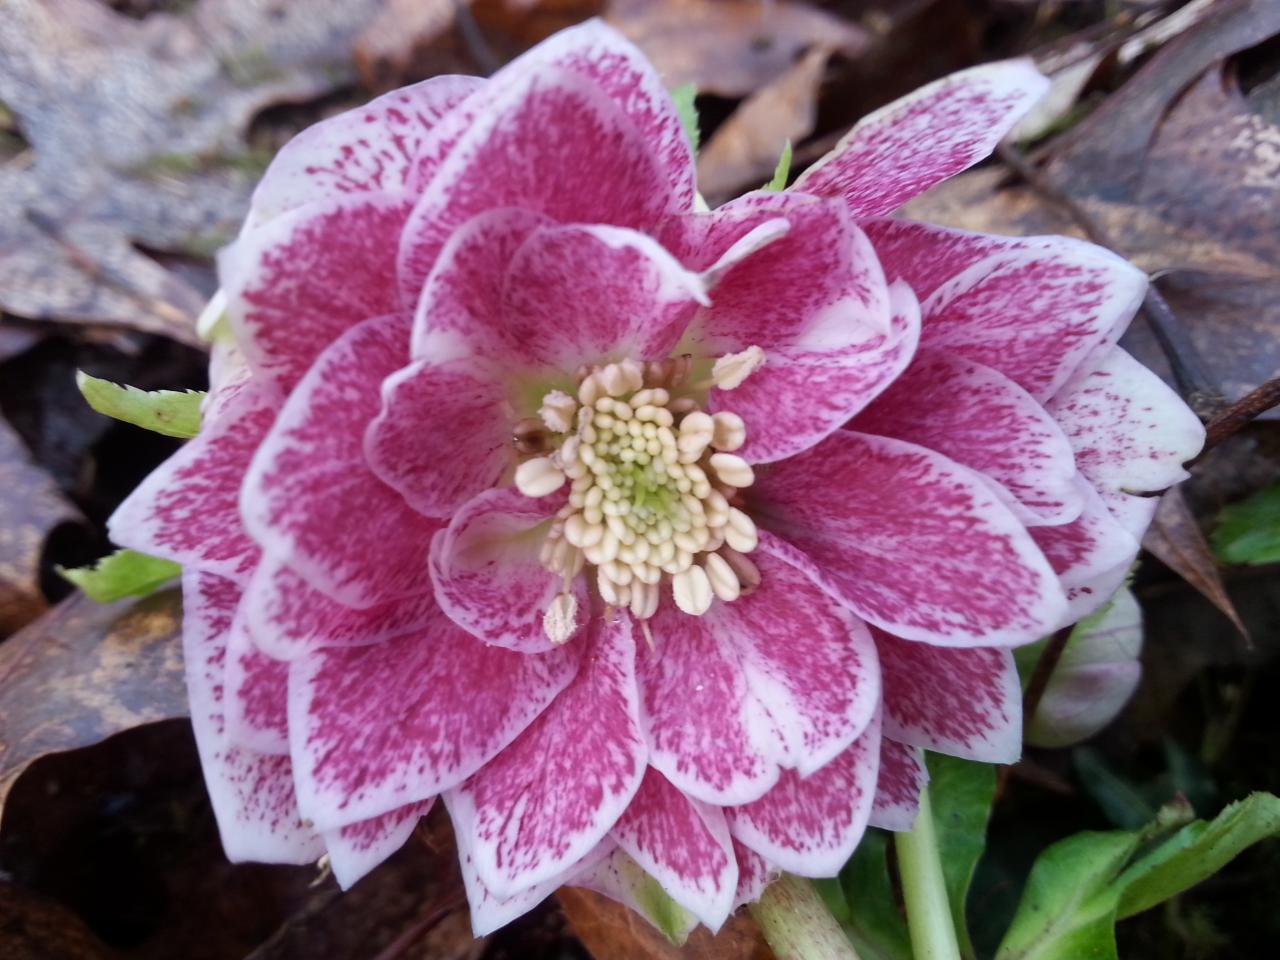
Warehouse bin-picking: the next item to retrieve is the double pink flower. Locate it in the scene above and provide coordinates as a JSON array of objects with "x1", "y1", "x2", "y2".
[{"x1": 111, "y1": 21, "x2": 1202, "y2": 935}]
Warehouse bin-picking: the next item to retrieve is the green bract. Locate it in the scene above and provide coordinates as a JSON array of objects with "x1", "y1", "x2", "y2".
[
  {"x1": 77, "y1": 371, "x2": 204, "y2": 439},
  {"x1": 58, "y1": 549, "x2": 181, "y2": 603}
]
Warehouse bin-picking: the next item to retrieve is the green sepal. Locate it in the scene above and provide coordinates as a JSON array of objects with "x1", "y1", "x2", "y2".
[
  {"x1": 77, "y1": 371, "x2": 204, "y2": 438},
  {"x1": 765, "y1": 140, "x2": 793, "y2": 191},
  {"x1": 58, "y1": 549, "x2": 181, "y2": 603}
]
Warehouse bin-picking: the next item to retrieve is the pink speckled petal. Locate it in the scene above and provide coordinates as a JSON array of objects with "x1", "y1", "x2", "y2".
[
  {"x1": 571, "y1": 845, "x2": 699, "y2": 942},
  {"x1": 224, "y1": 604, "x2": 289, "y2": 755},
  {"x1": 610, "y1": 768, "x2": 738, "y2": 931},
  {"x1": 853, "y1": 348, "x2": 1082, "y2": 525},
  {"x1": 794, "y1": 59, "x2": 1048, "y2": 216},
  {"x1": 728, "y1": 709, "x2": 880, "y2": 876},
  {"x1": 497, "y1": 223, "x2": 707, "y2": 366},
  {"x1": 108, "y1": 380, "x2": 271, "y2": 583},
  {"x1": 249, "y1": 75, "x2": 482, "y2": 223},
  {"x1": 244, "y1": 559, "x2": 438, "y2": 660},
  {"x1": 242, "y1": 314, "x2": 442, "y2": 609},
  {"x1": 732, "y1": 840, "x2": 779, "y2": 910},
  {"x1": 870, "y1": 738, "x2": 928, "y2": 832},
  {"x1": 875, "y1": 628, "x2": 1022, "y2": 763},
  {"x1": 446, "y1": 617, "x2": 646, "y2": 897},
  {"x1": 920, "y1": 240, "x2": 1147, "y2": 401},
  {"x1": 637, "y1": 533, "x2": 879, "y2": 805},
  {"x1": 397, "y1": 65, "x2": 678, "y2": 306},
  {"x1": 406, "y1": 206, "x2": 549, "y2": 360},
  {"x1": 1048, "y1": 346, "x2": 1205, "y2": 495},
  {"x1": 1031, "y1": 478, "x2": 1141, "y2": 623},
  {"x1": 862, "y1": 219, "x2": 1058, "y2": 298},
  {"x1": 455, "y1": 823, "x2": 613, "y2": 937},
  {"x1": 288, "y1": 606, "x2": 577, "y2": 831},
  {"x1": 431, "y1": 487, "x2": 587, "y2": 653},
  {"x1": 406, "y1": 21, "x2": 693, "y2": 206},
  {"x1": 321, "y1": 799, "x2": 434, "y2": 890},
  {"x1": 364, "y1": 356, "x2": 510, "y2": 518},
  {"x1": 674, "y1": 192, "x2": 919, "y2": 463},
  {"x1": 756, "y1": 431, "x2": 1067, "y2": 647},
  {"x1": 221, "y1": 194, "x2": 410, "y2": 392},
  {"x1": 182, "y1": 571, "x2": 322, "y2": 864}
]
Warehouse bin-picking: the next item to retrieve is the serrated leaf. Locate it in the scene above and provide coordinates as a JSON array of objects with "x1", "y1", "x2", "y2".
[
  {"x1": 765, "y1": 139, "x2": 793, "y2": 191},
  {"x1": 1115, "y1": 792, "x2": 1280, "y2": 918},
  {"x1": 996, "y1": 794, "x2": 1280, "y2": 960},
  {"x1": 928, "y1": 754, "x2": 998, "y2": 959},
  {"x1": 58, "y1": 549, "x2": 180, "y2": 603},
  {"x1": 670, "y1": 83, "x2": 700, "y2": 153},
  {"x1": 1212, "y1": 484, "x2": 1280, "y2": 565},
  {"x1": 995, "y1": 831, "x2": 1141, "y2": 960},
  {"x1": 76, "y1": 371, "x2": 204, "y2": 438}
]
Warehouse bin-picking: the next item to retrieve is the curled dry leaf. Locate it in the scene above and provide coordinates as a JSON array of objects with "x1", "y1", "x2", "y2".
[
  {"x1": 559, "y1": 887, "x2": 772, "y2": 960},
  {"x1": 0, "y1": 0, "x2": 386, "y2": 340},
  {"x1": 697, "y1": 45, "x2": 833, "y2": 204},
  {"x1": 0, "y1": 419, "x2": 81, "y2": 637},
  {"x1": 0, "y1": 587, "x2": 186, "y2": 818},
  {"x1": 607, "y1": 0, "x2": 864, "y2": 97},
  {"x1": 1143, "y1": 487, "x2": 1249, "y2": 643}
]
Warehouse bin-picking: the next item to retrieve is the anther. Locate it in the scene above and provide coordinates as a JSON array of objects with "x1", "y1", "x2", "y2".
[
  {"x1": 543, "y1": 593, "x2": 578, "y2": 645},
  {"x1": 672, "y1": 565, "x2": 713, "y2": 615},
  {"x1": 709, "y1": 453, "x2": 754, "y2": 488},
  {"x1": 515, "y1": 457, "x2": 566, "y2": 497},
  {"x1": 710, "y1": 346, "x2": 766, "y2": 390},
  {"x1": 539, "y1": 391, "x2": 578, "y2": 433}
]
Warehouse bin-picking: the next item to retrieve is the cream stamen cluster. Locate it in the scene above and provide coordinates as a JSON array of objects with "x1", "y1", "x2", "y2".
[{"x1": 514, "y1": 356, "x2": 764, "y2": 643}]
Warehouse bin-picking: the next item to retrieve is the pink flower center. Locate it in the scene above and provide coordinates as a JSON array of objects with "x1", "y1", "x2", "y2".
[{"x1": 513, "y1": 353, "x2": 765, "y2": 643}]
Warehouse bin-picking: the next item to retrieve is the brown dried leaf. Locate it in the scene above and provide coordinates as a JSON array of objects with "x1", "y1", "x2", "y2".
[
  {"x1": 0, "y1": 881, "x2": 120, "y2": 960},
  {"x1": 0, "y1": 587, "x2": 186, "y2": 817},
  {"x1": 355, "y1": 0, "x2": 602, "y2": 90},
  {"x1": 1143, "y1": 486, "x2": 1249, "y2": 642},
  {"x1": 607, "y1": 0, "x2": 864, "y2": 98},
  {"x1": 559, "y1": 887, "x2": 772, "y2": 960},
  {"x1": 0, "y1": 0, "x2": 386, "y2": 340},
  {"x1": 0, "y1": 419, "x2": 81, "y2": 637},
  {"x1": 697, "y1": 45, "x2": 832, "y2": 204}
]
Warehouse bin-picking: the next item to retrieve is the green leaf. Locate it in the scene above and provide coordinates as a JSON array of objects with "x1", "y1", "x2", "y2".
[
  {"x1": 928, "y1": 754, "x2": 998, "y2": 959},
  {"x1": 76, "y1": 371, "x2": 204, "y2": 438},
  {"x1": 996, "y1": 831, "x2": 1142, "y2": 960},
  {"x1": 1115, "y1": 792, "x2": 1280, "y2": 918},
  {"x1": 670, "y1": 83, "x2": 700, "y2": 153},
  {"x1": 1212, "y1": 485, "x2": 1280, "y2": 565},
  {"x1": 58, "y1": 549, "x2": 181, "y2": 603},
  {"x1": 765, "y1": 139, "x2": 793, "y2": 191},
  {"x1": 837, "y1": 830, "x2": 913, "y2": 960},
  {"x1": 996, "y1": 794, "x2": 1280, "y2": 960}
]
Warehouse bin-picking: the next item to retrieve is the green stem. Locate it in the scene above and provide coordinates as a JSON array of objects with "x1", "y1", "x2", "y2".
[
  {"x1": 896, "y1": 785, "x2": 962, "y2": 960},
  {"x1": 750, "y1": 873, "x2": 861, "y2": 960}
]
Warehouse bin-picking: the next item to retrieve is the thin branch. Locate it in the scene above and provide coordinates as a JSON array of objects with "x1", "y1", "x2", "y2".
[
  {"x1": 995, "y1": 143, "x2": 1223, "y2": 414},
  {"x1": 1198, "y1": 374, "x2": 1280, "y2": 456},
  {"x1": 370, "y1": 890, "x2": 468, "y2": 960},
  {"x1": 1022, "y1": 625, "x2": 1074, "y2": 731}
]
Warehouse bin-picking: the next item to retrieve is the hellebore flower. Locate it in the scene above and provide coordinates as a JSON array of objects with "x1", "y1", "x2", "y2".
[{"x1": 108, "y1": 20, "x2": 1204, "y2": 935}]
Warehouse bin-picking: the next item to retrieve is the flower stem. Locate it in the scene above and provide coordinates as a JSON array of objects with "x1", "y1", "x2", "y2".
[
  {"x1": 750, "y1": 873, "x2": 861, "y2": 960},
  {"x1": 896, "y1": 785, "x2": 962, "y2": 960}
]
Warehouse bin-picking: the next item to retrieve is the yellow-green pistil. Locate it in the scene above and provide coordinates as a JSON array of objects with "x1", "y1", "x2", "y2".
[{"x1": 515, "y1": 352, "x2": 765, "y2": 643}]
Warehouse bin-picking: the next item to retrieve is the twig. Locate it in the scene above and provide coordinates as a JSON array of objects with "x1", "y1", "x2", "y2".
[
  {"x1": 1022, "y1": 625, "x2": 1074, "y2": 732},
  {"x1": 995, "y1": 143, "x2": 1223, "y2": 414},
  {"x1": 1197, "y1": 374, "x2": 1280, "y2": 457},
  {"x1": 453, "y1": 0, "x2": 500, "y2": 76},
  {"x1": 370, "y1": 890, "x2": 469, "y2": 960}
]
